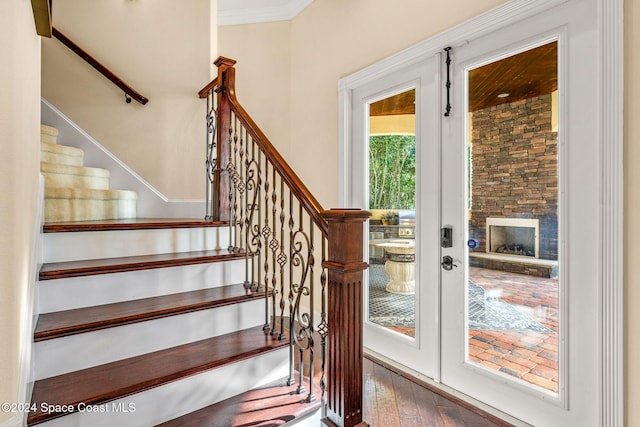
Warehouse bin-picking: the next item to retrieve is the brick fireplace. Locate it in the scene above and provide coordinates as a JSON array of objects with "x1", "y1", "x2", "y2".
[{"x1": 468, "y1": 93, "x2": 558, "y2": 277}]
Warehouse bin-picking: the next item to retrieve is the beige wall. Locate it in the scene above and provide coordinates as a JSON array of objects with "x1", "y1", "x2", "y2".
[
  {"x1": 42, "y1": 0, "x2": 217, "y2": 199},
  {"x1": 288, "y1": 0, "x2": 506, "y2": 207},
  {"x1": 0, "y1": 0, "x2": 42, "y2": 423},
  {"x1": 218, "y1": 22, "x2": 292, "y2": 160},
  {"x1": 221, "y1": 0, "x2": 639, "y2": 424},
  {"x1": 625, "y1": 0, "x2": 639, "y2": 424}
]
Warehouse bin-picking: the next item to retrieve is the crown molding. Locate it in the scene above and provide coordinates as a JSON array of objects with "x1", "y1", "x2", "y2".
[{"x1": 218, "y1": 0, "x2": 314, "y2": 26}]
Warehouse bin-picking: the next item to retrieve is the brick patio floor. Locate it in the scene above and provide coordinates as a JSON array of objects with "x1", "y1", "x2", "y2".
[
  {"x1": 385, "y1": 266, "x2": 559, "y2": 393},
  {"x1": 468, "y1": 266, "x2": 559, "y2": 393}
]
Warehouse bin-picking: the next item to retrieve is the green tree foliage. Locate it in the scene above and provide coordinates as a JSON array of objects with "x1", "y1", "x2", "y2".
[{"x1": 369, "y1": 135, "x2": 416, "y2": 209}]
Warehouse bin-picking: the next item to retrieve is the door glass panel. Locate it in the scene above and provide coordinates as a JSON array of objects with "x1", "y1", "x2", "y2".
[
  {"x1": 367, "y1": 88, "x2": 417, "y2": 338},
  {"x1": 465, "y1": 41, "x2": 559, "y2": 393}
]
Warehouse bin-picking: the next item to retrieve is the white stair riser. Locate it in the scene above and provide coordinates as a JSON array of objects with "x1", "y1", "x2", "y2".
[
  {"x1": 43, "y1": 227, "x2": 230, "y2": 263},
  {"x1": 38, "y1": 260, "x2": 246, "y2": 312},
  {"x1": 41, "y1": 143, "x2": 83, "y2": 167},
  {"x1": 37, "y1": 348, "x2": 288, "y2": 427},
  {"x1": 41, "y1": 133, "x2": 58, "y2": 144},
  {"x1": 41, "y1": 124, "x2": 59, "y2": 138},
  {"x1": 42, "y1": 170, "x2": 110, "y2": 190},
  {"x1": 35, "y1": 299, "x2": 267, "y2": 379},
  {"x1": 290, "y1": 409, "x2": 323, "y2": 427},
  {"x1": 45, "y1": 197, "x2": 136, "y2": 223}
]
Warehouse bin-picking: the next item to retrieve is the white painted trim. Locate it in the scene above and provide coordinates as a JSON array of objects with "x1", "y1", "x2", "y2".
[
  {"x1": 41, "y1": 99, "x2": 206, "y2": 218},
  {"x1": 12, "y1": 176, "x2": 44, "y2": 427},
  {"x1": 599, "y1": 0, "x2": 624, "y2": 425},
  {"x1": 0, "y1": 415, "x2": 19, "y2": 427},
  {"x1": 218, "y1": 0, "x2": 313, "y2": 26},
  {"x1": 338, "y1": 0, "x2": 567, "y2": 93}
]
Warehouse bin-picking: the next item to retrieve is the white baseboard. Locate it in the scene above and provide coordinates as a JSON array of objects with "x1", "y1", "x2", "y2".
[
  {"x1": 0, "y1": 415, "x2": 19, "y2": 427},
  {"x1": 12, "y1": 176, "x2": 45, "y2": 427},
  {"x1": 40, "y1": 98, "x2": 206, "y2": 219}
]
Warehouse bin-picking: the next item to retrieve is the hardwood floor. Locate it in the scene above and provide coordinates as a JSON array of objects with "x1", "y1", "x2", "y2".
[{"x1": 363, "y1": 357, "x2": 512, "y2": 427}]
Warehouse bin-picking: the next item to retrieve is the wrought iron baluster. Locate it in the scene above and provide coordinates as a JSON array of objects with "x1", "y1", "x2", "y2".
[
  {"x1": 262, "y1": 162, "x2": 271, "y2": 330},
  {"x1": 287, "y1": 193, "x2": 296, "y2": 387},
  {"x1": 318, "y1": 237, "x2": 328, "y2": 407},
  {"x1": 270, "y1": 167, "x2": 279, "y2": 335},
  {"x1": 237, "y1": 118, "x2": 245, "y2": 255},
  {"x1": 204, "y1": 89, "x2": 217, "y2": 221},
  {"x1": 277, "y1": 179, "x2": 287, "y2": 341},
  {"x1": 252, "y1": 140, "x2": 262, "y2": 292},
  {"x1": 294, "y1": 200, "x2": 307, "y2": 396},
  {"x1": 245, "y1": 131, "x2": 261, "y2": 289},
  {"x1": 227, "y1": 113, "x2": 238, "y2": 252},
  {"x1": 306, "y1": 218, "x2": 316, "y2": 403}
]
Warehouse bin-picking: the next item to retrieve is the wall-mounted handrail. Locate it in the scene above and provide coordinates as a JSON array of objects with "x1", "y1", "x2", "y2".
[{"x1": 52, "y1": 27, "x2": 149, "y2": 105}]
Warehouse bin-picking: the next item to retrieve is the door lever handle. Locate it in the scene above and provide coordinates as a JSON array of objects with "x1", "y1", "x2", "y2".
[{"x1": 441, "y1": 255, "x2": 458, "y2": 271}]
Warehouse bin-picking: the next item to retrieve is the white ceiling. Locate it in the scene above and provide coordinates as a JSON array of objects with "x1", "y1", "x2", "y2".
[{"x1": 217, "y1": 0, "x2": 314, "y2": 26}]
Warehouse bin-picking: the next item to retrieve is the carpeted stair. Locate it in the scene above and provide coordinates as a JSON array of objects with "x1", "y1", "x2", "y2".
[{"x1": 40, "y1": 124, "x2": 137, "y2": 222}]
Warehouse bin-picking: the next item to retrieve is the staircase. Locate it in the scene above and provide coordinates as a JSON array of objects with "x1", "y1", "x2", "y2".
[
  {"x1": 29, "y1": 56, "x2": 369, "y2": 427},
  {"x1": 29, "y1": 218, "x2": 321, "y2": 426},
  {"x1": 40, "y1": 124, "x2": 137, "y2": 223}
]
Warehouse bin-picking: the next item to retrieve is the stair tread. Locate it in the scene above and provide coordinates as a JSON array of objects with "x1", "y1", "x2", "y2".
[
  {"x1": 40, "y1": 161, "x2": 110, "y2": 178},
  {"x1": 35, "y1": 284, "x2": 262, "y2": 341},
  {"x1": 39, "y1": 249, "x2": 243, "y2": 280},
  {"x1": 157, "y1": 376, "x2": 322, "y2": 427},
  {"x1": 43, "y1": 218, "x2": 227, "y2": 233},
  {"x1": 28, "y1": 327, "x2": 288, "y2": 426}
]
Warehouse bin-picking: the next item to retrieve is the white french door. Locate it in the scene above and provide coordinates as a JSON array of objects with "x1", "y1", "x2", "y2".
[
  {"x1": 341, "y1": 0, "x2": 612, "y2": 425},
  {"x1": 349, "y1": 55, "x2": 441, "y2": 379},
  {"x1": 440, "y1": 1, "x2": 600, "y2": 425}
]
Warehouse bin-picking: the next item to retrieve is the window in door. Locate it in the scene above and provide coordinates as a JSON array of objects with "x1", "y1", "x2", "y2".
[
  {"x1": 367, "y1": 88, "x2": 417, "y2": 338},
  {"x1": 465, "y1": 40, "x2": 559, "y2": 393}
]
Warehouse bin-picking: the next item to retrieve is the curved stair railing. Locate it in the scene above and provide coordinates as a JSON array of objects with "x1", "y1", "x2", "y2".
[{"x1": 199, "y1": 57, "x2": 369, "y2": 427}]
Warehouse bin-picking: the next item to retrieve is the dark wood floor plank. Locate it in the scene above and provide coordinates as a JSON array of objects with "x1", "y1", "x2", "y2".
[
  {"x1": 439, "y1": 405, "x2": 467, "y2": 427},
  {"x1": 372, "y1": 360, "x2": 402, "y2": 427},
  {"x1": 43, "y1": 218, "x2": 227, "y2": 233},
  {"x1": 28, "y1": 327, "x2": 287, "y2": 426},
  {"x1": 156, "y1": 375, "x2": 321, "y2": 426},
  {"x1": 458, "y1": 405, "x2": 494, "y2": 426},
  {"x1": 39, "y1": 249, "x2": 243, "y2": 280},
  {"x1": 363, "y1": 356, "x2": 514, "y2": 427},
  {"x1": 410, "y1": 381, "x2": 446, "y2": 427},
  {"x1": 34, "y1": 284, "x2": 262, "y2": 341},
  {"x1": 362, "y1": 358, "x2": 380, "y2": 426},
  {"x1": 391, "y1": 370, "x2": 423, "y2": 427}
]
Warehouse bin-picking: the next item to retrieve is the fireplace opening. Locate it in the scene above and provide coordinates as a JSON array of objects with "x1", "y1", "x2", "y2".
[{"x1": 486, "y1": 218, "x2": 539, "y2": 258}]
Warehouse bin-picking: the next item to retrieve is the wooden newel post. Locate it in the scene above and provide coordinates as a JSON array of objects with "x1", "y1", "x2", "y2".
[
  {"x1": 321, "y1": 209, "x2": 371, "y2": 427},
  {"x1": 213, "y1": 56, "x2": 236, "y2": 222}
]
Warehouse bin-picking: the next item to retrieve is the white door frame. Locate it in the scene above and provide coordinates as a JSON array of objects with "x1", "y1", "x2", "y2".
[{"x1": 337, "y1": 0, "x2": 623, "y2": 425}]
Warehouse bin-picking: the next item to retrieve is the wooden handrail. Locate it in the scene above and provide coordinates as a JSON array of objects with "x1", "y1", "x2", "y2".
[
  {"x1": 52, "y1": 27, "x2": 149, "y2": 105},
  {"x1": 201, "y1": 57, "x2": 370, "y2": 427},
  {"x1": 205, "y1": 58, "x2": 328, "y2": 236},
  {"x1": 198, "y1": 77, "x2": 218, "y2": 99}
]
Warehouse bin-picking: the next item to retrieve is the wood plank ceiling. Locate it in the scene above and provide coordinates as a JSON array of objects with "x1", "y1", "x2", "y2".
[{"x1": 370, "y1": 41, "x2": 557, "y2": 116}]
